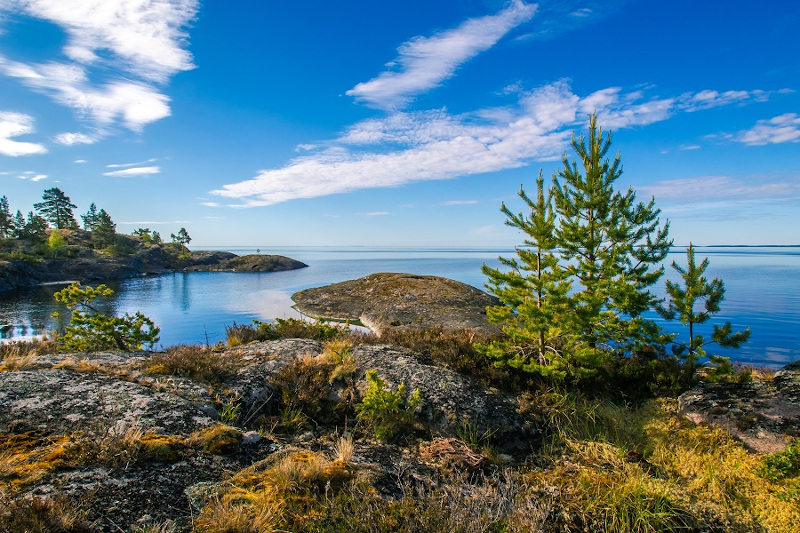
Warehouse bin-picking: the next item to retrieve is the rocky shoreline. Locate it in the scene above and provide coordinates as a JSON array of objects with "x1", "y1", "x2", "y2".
[{"x1": 0, "y1": 249, "x2": 307, "y2": 293}]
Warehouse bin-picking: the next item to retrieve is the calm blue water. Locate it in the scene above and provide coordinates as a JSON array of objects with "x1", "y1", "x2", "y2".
[{"x1": 1, "y1": 246, "x2": 798, "y2": 368}]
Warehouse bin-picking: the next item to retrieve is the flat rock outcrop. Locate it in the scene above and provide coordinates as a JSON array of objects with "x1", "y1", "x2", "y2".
[
  {"x1": 184, "y1": 253, "x2": 307, "y2": 273},
  {"x1": 0, "y1": 369, "x2": 215, "y2": 436},
  {"x1": 678, "y1": 361, "x2": 800, "y2": 454},
  {"x1": 292, "y1": 272, "x2": 500, "y2": 335}
]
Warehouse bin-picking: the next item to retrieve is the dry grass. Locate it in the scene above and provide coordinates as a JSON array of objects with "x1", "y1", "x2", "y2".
[
  {"x1": 0, "y1": 492, "x2": 94, "y2": 532},
  {"x1": 334, "y1": 433, "x2": 355, "y2": 464},
  {"x1": 0, "y1": 337, "x2": 58, "y2": 371},
  {"x1": 147, "y1": 344, "x2": 244, "y2": 383}
]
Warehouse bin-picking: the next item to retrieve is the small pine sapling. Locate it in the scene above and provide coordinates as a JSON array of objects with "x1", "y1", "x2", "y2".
[
  {"x1": 54, "y1": 282, "x2": 160, "y2": 352},
  {"x1": 657, "y1": 244, "x2": 750, "y2": 381}
]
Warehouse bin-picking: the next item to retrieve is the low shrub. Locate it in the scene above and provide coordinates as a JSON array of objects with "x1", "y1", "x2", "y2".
[
  {"x1": 225, "y1": 318, "x2": 346, "y2": 346},
  {"x1": 147, "y1": 344, "x2": 243, "y2": 383},
  {"x1": 355, "y1": 370, "x2": 422, "y2": 442}
]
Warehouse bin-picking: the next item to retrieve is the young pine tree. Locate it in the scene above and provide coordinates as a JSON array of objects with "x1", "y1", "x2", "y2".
[
  {"x1": 482, "y1": 115, "x2": 671, "y2": 382},
  {"x1": 657, "y1": 244, "x2": 750, "y2": 380},
  {"x1": 0, "y1": 196, "x2": 13, "y2": 238},
  {"x1": 480, "y1": 171, "x2": 573, "y2": 377},
  {"x1": 553, "y1": 113, "x2": 671, "y2": 359}
]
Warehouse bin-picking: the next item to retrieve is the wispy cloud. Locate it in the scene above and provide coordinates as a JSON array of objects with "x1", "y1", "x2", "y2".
[
  {"x1": 736, "y1": 113, "x2": 800, "y2": 145},
  {"x1": 0, "y1": 111, "x2": 47, "y2": 156},
  {"x1": 0, "y1": 0, "x2": 197, "y2": 136},
  {"x1": 55, "y1": 132, "x2": 98, "y2": 145},
  {"x1": 107, "y1": 158, "x2": 158, "y2": 168},
  {"x1": 214, "y1": 81, "x2": 776, "y2": 208},
  {"x1": 358, "y1": 212, "x2": 390, "y2": 216},
  {"x1": 74, "y1": 159, "x2": 87, "y2": 163},
  {"x1": 118, "y1": 220, "x2": 189, "y2": 225},
  {"x1": 443, "y1": 200, "x2": 479, "y2": 205},
  {"x1": 346, "y1": 1, "x2": 536, "y2": 109},
  {"x1": 103, "y1": 166, "x2": 160, "y2": 177},
  {"x1": 638, "y1": 175, "x2": 800, "y2": 207},
  {"x1": 15, "y1": 171, "x2": 48, "y2": 182}
]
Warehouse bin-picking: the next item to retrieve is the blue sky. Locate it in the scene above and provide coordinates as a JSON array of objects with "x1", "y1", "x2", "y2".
[{"x1": 0, "y1": 0, "x2": 798, "y2": 247}]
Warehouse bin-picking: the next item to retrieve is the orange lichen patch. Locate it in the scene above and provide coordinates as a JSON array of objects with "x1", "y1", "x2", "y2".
[{"x1": 0, "y1": 432, "x2": 75, "y2": 487}]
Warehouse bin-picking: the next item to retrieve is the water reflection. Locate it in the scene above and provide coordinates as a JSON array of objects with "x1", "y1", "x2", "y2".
[{"x1": 0, "y1": 247, "x2": 798, "y2": 367}]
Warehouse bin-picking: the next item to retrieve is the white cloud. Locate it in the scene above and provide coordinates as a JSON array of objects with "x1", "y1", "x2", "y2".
[
  {"x1": 0, "y1": 111, "x2": 47, "y2": 156},
  {"x1": 55, "y1": 132, "x2": 98, "y2": 145},
  {"x1": 443, "y1": 200, "x2": 479, "y2": 205},
  {"x1": 638, "y1": 175, "x2": 800, "y2": 204},
  {"x1": 0, "y1": 0, "x2": 196, "y2": 134},
  {"x1": 358, "y1": 212, "x2": 390, "y2": 216},
  {"x1": 0, "y1": 57, "x2": 171, "y2": 131},
  {"x1": 346, "y1": 0, "x2": 536, "y2": 109},
  {"x1": 679, "y1": 144, "x2": 701, "y2": 151},
  {"x1": 74, "y1": 159, "x2": 87, "y2": 163},
  {"x1": 30, "y1": 174, "x2": 48, "y2": 182},
  {"x1": 678, "y1": 89, "x2": 768, "y2": 112},
  {"x1": 0, "y1": 0, "x2": 197, "y2": 82},
  {"x1": 118, "y1": 220, "x2": 189, "y2": 225},
  {"x1": 213, "y1": 82, "x2": 779, "y2": 207},
  {"x1": 107, "y1": 158, "x2": 157, "y2": 168},
  {"x1": 736, "y1": 113, "x2": 800, "y2": 145},
  {"x1": 103, "y1": 165, "x2": 160, "y2": 177}
]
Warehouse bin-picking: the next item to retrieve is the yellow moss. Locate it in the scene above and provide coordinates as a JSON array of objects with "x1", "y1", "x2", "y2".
[
  {"x1": 138, "y1": 434, "x2": 185, "y2": 462},
  {"x1": 147, "y1": 363, "x2": 169, "y2": 374},
  {"x1": 189, "y1": 424, "x2": 243, "y2": 455}
]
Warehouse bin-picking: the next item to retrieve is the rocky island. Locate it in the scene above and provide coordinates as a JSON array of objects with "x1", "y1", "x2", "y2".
[
  {"x1": 0, "y1": 229, "x2": 306, "y2": 293},
  {"x1": 292, "y1": 272, "x2": 500, "y2": 335}
]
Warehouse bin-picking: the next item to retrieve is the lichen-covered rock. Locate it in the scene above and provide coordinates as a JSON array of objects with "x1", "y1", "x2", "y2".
[
  {"x1": 678, "y1": 362, "x2": 800, "y2": 454},
  {"x1": 292, "y1": 272, "x2": 500, "y2": 335},
  {"x1": 349, "y1": 344, "x2": 539, "y2": 452},
  {"x1": 0, "y1": 369, "x2": 215, "y2": 436}
]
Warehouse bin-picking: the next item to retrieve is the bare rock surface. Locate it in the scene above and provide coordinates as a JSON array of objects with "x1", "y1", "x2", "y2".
[
  {"x1": 0, "y1": 369, "x2": 215, "y2": 436},
  {"x1": 292, "y1": 272, "x2": 500, "y2": 335},
  {"x1": 678, "y1": 361, "x2": 800, "y2": 454}
]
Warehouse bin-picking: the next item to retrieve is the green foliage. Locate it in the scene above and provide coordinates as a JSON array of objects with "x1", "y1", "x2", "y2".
[
  {"x1": 34, "y1": 187, "x2": 78, "y2": 229},
  {"x1": 170, "y1": 227, "x2": 191, "y2": 245},
  {"x1": 47, "y1": 230, "x2": 66, "y2": 259},
  {"x1": 481, "y1": 114, "x2": 671, "y2": 383},
  {"x1": 132, "y1": 227, "x2": 162, "y2": 245},
  {"x1": 54, "y1": 282, "x2": 160, "y2": 352},
  {"x1": 355, "y1": 370, "x2": 421, "y2": 442},
  {"x1": 760, "y1": 440, "x2": 800, "y2": 481},
  {"x1": 225, "y1": 317, "x2": 346, "y2": 345},
  {"x1": 657, "y1": 244, "x2": 750, "y2": 380},
  {"x1": 13, "y1": 211, "x2": 49, "y2": 241},
  {"x1": 91, "y1": 208, "x2": 117, "y2": 249},
  {"x1": 81, "y1": 203, "x2": 100, "y2": 231},
  {"x1": 0, "y1": 195, "x2": 13, "y2": 238}
]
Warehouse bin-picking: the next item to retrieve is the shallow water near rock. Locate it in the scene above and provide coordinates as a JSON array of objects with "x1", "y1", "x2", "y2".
[{"x1": 1, "y1": 245, "x2": 799, "y2": 367}]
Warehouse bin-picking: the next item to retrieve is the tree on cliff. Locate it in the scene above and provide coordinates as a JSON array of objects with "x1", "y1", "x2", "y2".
[
  {"x1": 481, "y1": 114, "x2": 671, "y2": 381},
  {"x1": 91, "y1": 209, "x2": 117, "y2": 249},
  {"x1": 657, "y1": 244, "x2": 750, "y2": 380},
  {"x1": 171, "y1": 227, "x2": 191, "y2": 246},
  {"x1": 34, "y1": 187, "x2": 78, "y2": 229},
  {"x1": 81, "y1": 203, "x2": 100, "y2": 231},
  {"x1": 0, "y1": 196, "x2": 13, "y2": 238}
]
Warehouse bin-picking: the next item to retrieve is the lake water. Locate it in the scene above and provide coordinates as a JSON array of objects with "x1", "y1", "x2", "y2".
[{"x1": 1, "y1": 246, "x2": 798, "y2": 368}]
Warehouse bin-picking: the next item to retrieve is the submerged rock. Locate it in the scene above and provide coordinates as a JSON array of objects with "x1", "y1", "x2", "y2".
[
  {"x1": 292, "y1": 272, "x2": 500, "y2": 335},
  {"x1": 678, "y1": 361, "x2": 800, "y2": 454}
]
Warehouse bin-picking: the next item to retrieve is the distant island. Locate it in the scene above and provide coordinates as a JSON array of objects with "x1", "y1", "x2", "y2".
[{"x1": 0, "y1": 229, "x2": 307, "y2": 292}]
